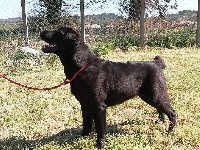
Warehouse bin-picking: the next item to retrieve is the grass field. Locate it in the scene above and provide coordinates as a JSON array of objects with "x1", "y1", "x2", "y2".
[{"x1": 0, "y1": 47, "x2": 200, "y2": 149}]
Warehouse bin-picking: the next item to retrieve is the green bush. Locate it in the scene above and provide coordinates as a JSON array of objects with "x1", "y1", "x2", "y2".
[
  {"x1": 146, "y1": 28, "x2": 196, "y2": 48},
  {"x1": 113, "y1": 35, "x2": 139, "y2": 49},
  {"x1": 173, "y1": 28, "x2": 196, "y2": 47},
  {"x1": 91, "y1": 35, "x2": 139, "y2": 55},
  {"x1": 92, "y1": 42, "x2": 115, "y2": 56},
  {"x1": 91, "y1": 28, "x2": 196, "y2": 56}
]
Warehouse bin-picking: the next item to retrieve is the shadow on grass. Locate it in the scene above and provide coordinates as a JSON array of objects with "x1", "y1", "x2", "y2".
[
  {"x1": 0, "y1": 127, "x2": 82, "y2": 150},
  {"x1": 0, "y1": 120, "x2": 144, "y2": 149}
]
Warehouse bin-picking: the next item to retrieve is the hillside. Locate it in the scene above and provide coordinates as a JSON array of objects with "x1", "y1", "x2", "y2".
[
  {"x1": 167, "y1": 10, "x2": 197, "y2": 22},
  {"x1": 0, "y1": 10, "x2": 197, "y2": 24}
]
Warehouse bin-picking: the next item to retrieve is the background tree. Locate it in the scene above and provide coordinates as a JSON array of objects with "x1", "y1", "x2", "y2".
[
  {"x1": 29, "y1": 0, "x2": 80, "y2": 31},
  {"x1": 119, "y1": 0, "x2": 141, "y2": 21},
  {"x1": 119, "y1": 0, "x2": 177, "y2": 21},
  {"x1": 119, "y1": 0, "x2": 177, "y2": 46},
  {"x1": 39, "y1": 0, "x2": 63, "y2": 25}
]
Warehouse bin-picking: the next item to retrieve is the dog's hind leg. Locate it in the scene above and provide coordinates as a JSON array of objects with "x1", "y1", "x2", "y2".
[
  {"x1": 156, "y1": 102, "x2": 176, "y2": 132},
  {"x1": 139, "y1": 94, "x2": 176, "y2": 132},
  {"x1": 150, "y1": 95, "x2": 176, "y2": 132},
  {"x1": 138, "y1": 95, "x2": 165, "y2": 123},
  {"x1": 157, "y1": 109, "x2": 165, "y2": 123},
  {"x1": 92, "y1": 102, "x2": 107, "y2": 149}
]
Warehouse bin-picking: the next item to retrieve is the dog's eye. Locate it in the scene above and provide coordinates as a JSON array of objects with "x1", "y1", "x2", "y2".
[
  {"x1": 58, "y1": 29, "x2": 66, "y2": 35},
  {"x1": 47, "y1": 33, "x2": 52, "y2": 38}
]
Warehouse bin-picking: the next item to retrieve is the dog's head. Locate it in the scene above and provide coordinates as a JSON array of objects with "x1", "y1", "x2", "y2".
[{"x1": 40, "y1": 27, "x2": 79, "y2": 54}]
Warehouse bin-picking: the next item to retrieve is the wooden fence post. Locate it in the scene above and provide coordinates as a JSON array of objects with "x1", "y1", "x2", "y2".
[
  {"x1": 140, "y1": 0, "x2": 145, "y2": 47},
  {"x1": 21, "y1": 0, "x2": 29, "y2": 45},
  {"x1": 80, "y1": 0, "x2": 85, "y2": 42},
  {"x1": 196, "y1": 0, "x2": 200, "y2": 46}
]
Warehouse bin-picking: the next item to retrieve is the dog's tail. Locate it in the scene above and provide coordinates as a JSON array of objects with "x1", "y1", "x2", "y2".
[{"x1": 153, "y1": 55, "x2": 166, "y2": 69}]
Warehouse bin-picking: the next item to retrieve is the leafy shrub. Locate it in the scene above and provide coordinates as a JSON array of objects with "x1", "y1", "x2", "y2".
[
  {"x1": 92, "y1": 42, "x2": 115, "y2": 56},
  {"x1": 0, "y1": 27, "x2": 22, "y2": 40},
  {"x1": 91, "y1": 28, "x2": 196, "y2": 56},
  {"x1": 11, "y1": 49, "x2": 44, "y2": 71},
  {"x1": 172, "y1": 28, "x2": 196, "y2": 47},
  {"x1": 91, "y1": 35, "x2": 139, "y2": 55},
  {"x1": 146, "y1": 28, "x2": 196, "y2": 48},
  {"x1": 113, "y1": 35, "x2": 140, "y2": 49}
]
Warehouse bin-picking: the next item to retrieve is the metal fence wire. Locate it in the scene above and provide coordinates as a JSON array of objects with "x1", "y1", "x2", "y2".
[{"x1": 0, "y1": 0, "x2": 197, "y2": 52}]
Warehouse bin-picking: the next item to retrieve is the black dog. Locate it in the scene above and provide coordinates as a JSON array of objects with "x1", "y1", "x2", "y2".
[{"x1": 40, "y1": 27, "x2": 176, "y2": 149}]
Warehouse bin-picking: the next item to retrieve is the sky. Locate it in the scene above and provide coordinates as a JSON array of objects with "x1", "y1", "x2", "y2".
[{"x1": 0, "y1": 0, "x2": 198, "y2": 19}]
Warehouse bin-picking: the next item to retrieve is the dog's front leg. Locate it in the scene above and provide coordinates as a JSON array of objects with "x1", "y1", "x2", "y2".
[
  {"x1": 92, "y1": 102, "x2": 107, "y2": 149},
  {"x1": 81, "y1": 105, "x2": 93, "y2": 136}
]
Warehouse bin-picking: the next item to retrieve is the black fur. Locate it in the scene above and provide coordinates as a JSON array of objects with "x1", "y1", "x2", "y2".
[{"x1": 40, "y1": 27, "x2": 176, "y2": 149}]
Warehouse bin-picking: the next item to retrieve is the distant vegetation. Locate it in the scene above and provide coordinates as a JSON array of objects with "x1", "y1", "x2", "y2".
[{"x1": 0, "y1": 10, "x2": 198, "y2": 53}]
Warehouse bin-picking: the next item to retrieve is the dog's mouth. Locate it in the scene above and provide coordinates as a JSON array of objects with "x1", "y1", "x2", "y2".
[{"x1": 42, "y1": 44, "x2": 58, "y2": 53}]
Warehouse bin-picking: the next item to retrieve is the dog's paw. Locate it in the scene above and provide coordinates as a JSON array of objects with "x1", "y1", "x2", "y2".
[{"x1": 95, "y1": 140, "x2": 105, "y2": 149}]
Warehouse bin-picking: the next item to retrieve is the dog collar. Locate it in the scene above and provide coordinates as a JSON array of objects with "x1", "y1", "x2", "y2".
[{"x1": 65, "y1": 63, "x2": 89, "y2": 83}]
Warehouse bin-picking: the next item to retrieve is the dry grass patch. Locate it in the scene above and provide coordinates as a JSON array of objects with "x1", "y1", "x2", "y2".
[{"x1": 0, "y1": 47, "x2": 200, "y2": 149}]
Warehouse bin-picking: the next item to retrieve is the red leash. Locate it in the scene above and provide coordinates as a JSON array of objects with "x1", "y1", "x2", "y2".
[{"x1": 0, "y1": 63, "x2": 88, "y2": 91}]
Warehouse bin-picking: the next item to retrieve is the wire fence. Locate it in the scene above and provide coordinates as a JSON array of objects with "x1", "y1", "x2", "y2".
[{"x1": 0, "y1": 0, "x2": 198, "y2": 54}]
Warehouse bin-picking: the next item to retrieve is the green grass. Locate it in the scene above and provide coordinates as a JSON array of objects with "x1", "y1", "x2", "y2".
[{"x1": 0, "y1": 47, "x2": 200, "y2": 149}]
